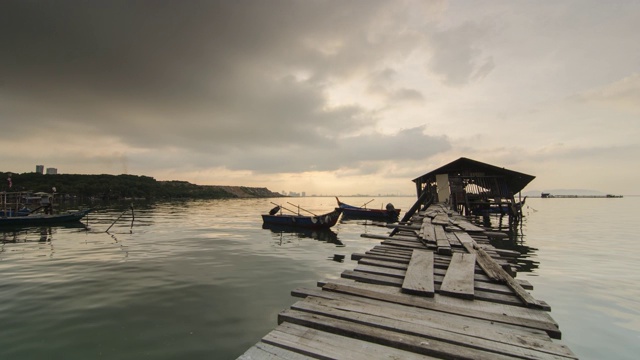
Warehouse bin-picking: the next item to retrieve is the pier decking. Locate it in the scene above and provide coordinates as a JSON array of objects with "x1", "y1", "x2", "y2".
[{"x1": 238, "y1": 203, "x2": 576, "y2": 359}]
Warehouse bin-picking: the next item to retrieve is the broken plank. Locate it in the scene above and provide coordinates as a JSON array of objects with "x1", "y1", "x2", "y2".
[
  {"x1": 319, "y1": 282, "x2": 562, "y2": 339},
  {"x1": 402, "y1": 249, "x2": 435, "y2": 297},
  {"x1": 237, "y1": 342, "x2": 317, "y2": 360},
  {"x1": 262, "y1": 322, "x2": 433, "y2": 360},
  {"x1": 288, "y1": 299, "x2": 576, "y2": 360},
  {"x1": 432, "y1": 214, "x2": 450, "y2": 225},
  {"x1": 277, "y1": 310, "x2": 514, "y2": 360},
  {"x1": 475, "y1": 247, "x2": 551, "y2": 311},
  {"x1": 292, "y1": 284, "x2": 557, "y2": 338},
  {"x1": 340, "y1": 267, "x2": 523, "y2": 306},
  {"x1": 381, "y1": 239, "x2": 427, "y2": 249},
  {"x1": 440, "y1": 252, "x2": 477, "y2": 300}
]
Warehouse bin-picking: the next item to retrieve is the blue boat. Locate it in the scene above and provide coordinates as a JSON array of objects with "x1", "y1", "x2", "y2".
[
  {"x1": 262, "y1": 207, "x2": 342, "y2": 229},
  {"x1": 336, "y1": 197, "x2": 401, "y2": 220},
  {"x1": 0, "y1": 208, "x2": 93, "y2": 227}
]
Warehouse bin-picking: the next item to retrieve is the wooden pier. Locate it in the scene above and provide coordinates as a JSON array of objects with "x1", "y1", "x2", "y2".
[{"x1": 238, "y1": 203, "x2": 576, "y2": 359}]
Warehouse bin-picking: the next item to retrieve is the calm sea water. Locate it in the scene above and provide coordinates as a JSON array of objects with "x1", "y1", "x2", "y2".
[{"x1": 0, "y1": 197, "x2": 638, "y2": 359}]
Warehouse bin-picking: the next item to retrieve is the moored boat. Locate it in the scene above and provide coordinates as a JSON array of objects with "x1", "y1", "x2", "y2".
[
  {"x1": 262, "y1": 205, "x2": 342, "y2": 229},
  {"x1": 335, "y1": 197, "x2": 401, "y2": 220},
  {"x1": 0, "y1": 208, "x2": 93, "y2": 227}
]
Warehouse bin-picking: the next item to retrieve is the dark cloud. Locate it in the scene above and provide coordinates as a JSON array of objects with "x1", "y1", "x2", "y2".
[
  {"x1": 0, "y1": 1, "x2": 449, "y2": 176},
  {"x1": 130, "y1": 125, "x2": 450, "y2": 175}
]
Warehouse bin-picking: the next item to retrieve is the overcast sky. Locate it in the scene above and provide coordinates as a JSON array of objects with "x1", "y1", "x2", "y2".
[{"x1": 1, "y1": 0, "x2": 638, "y2": 195}]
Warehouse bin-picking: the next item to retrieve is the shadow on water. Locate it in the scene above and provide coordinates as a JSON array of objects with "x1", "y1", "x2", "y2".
[
  {"x1": 261, "y1": 223, "x2": 344, "y2": 247},
  {"x1": 466, "y1": 212, "x2": 540, "y2": 274},
  {"x1": 339, "y1": 218, "x2": 394, "y2": 235},
  {"x1": 1, "y1": 222, "x2": 89, "y2": 243}
]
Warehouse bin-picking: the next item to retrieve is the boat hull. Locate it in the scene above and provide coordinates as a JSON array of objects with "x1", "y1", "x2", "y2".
[
  {"x1": 0, "y1": 209, "x2": 92, "y2": 227},
  {"x1": 336, "y1": 199, "x2": 401, "y2": 220},
  {"x1": 341, "y1": 208, "x2": 401, "y2": 219},
  {"x1": 261, "y1": 208, "x2": 342, "y2": 229}
]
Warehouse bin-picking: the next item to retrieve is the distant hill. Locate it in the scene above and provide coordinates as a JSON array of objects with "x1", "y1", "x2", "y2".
[{"x1": 1, "y1": 172, "x2": 282, "y2": 200}]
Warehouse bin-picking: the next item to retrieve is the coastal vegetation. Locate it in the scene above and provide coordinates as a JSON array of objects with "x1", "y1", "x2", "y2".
[{"x1": 0, "y1": 172, "x2": 281, "y2": 200}]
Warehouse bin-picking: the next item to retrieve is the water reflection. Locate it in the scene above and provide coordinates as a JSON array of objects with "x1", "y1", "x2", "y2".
[
  {"x1": 1, "y1": 223, "x2": 89, "y2": 243},
  {"x1": 463, "y1": 212, "x2": 540, "y2": 274},
  {"x1": 261, "y1": 224, "x2": 344, "y2": 247}
]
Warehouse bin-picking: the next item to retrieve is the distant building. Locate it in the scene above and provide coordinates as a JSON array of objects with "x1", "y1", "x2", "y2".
[
  {"x1": 46, "y1": 168, "x2": 58, "y2": 175},
  {"x1": 301, "y1": 192, "x2": 306, "y2": 197},
  {"x1": 36, "y1": 165, "x2": 44, "y2": 174}
]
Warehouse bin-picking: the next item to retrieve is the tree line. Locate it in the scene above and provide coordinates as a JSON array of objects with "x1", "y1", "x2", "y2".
[{"x1": 1, "y1": 172, "x2": 264, "y2": 200}]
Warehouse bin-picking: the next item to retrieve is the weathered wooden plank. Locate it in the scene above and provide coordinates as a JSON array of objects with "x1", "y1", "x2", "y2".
[
  {"x1": 318, "y1": 282, "x2": 562, "y2": 339},
  {"x1": 401, "y1": 249, "x2": 435, "y2": 297},
  {"x1": 370, "y1": 245, "x2": 415, "y2": 255},
  {"x1": 368, "y1": 255, "x2": 452, "y2": 274},
  {"x1": 278, "y1": 310, "x2": 516, "y2": 360},
  {"x1": 445, "y1": 230, "x2": 463, "y2": 247},
  {"x1": 440, "y1": 252, "x2": 477, "y2": 299},
  {"x1": 355, "y1": 264, "x2": 407, "y2": 278},
  {"x1": 456, "y1": 231, "x2": 509, "y2": 284},
  {"x1": 453, "y1": 220, "x2": 486, "y2": 232},
  {"x1": 291, "y1": 285, "x2": 555, "y2": 340},
  {"x1": 434, "y1": 225, "x2": 452, "y2": 255},
  {"x1": 357, "y1": 257, "x2": 409, "y2": 270},
  {"x1": 354, "y1": 264, "x2": 514, "y2": 296},
  {"x1": 385, "y1": 223, "x2": 422, "y2": 231},
  {"x1": 288, "y1": 299, "x2": 576, "y2": 360},
  {"x1": 475, "y1": 247, "x2": 551, "y2": 311},
  {"x1": 262, "y1": 322, "x2": 432, "y2": 360},
  {"x1": 320, "y1": 277, "x2": 555, "y2": 328},
  {"x1": 297, "y1": 295, "x2": 575, "y2": 358},
  {"x1": 432, "y1": 214, "x2": 450, "y2": 225},
  {"x1": 370, "y1": 248, "x2": 446, "y2": 262},
  {"x1": 360, "y1": 233, "x2": 418, "y2": 242},
  {"x1": 366, "y1": 250, "x2": 414, "y2": 260},
  {"x1": 351, "y1": 253, "x2": 410, "y2": 264},
  {"x1": 394, "y1": 230, "x2": 419, "y2": 237},
  {"x1": 367, "y1": 249, "x2": 413, "y2": 259},
  {"x1": 237, "y1": 342, "x2": 317, "y2": 360},
  {"x1": 357, "y1": 257, "x2": 534, "y2": 290},
  {"x1": 455, "y1": 231, "x2": 475, "y2": 246},
  {"x1": 420, "y1": 222, "x2": 436, "y2": 242},
  {"x1": 380, "y1": 239, "x2": 427, "y2": 249},
  {"x1": 433, "y1": 225, "x2": 448, "y2": 242},
  {"x1": 343, "y1": 269, "x2": 523, "y2": 306},
  {"x1": 359, "y1": 258, "x2": 487, "y2": 281},
  {"x1": 383, "y1": 236, "x2": 425, "y2": 245}
]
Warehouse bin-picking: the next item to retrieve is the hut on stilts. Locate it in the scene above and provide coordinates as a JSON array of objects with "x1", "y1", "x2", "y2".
[{"x1": 401, "y1": 157, "x2": 535, "y2": 231}]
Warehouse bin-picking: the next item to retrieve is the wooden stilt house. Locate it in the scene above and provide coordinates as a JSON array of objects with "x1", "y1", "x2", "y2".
[{"x1": 401, "y1": 157, "x2": 535, "y2": 222}]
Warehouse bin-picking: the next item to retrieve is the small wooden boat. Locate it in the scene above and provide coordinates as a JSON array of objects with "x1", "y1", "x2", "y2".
[
  {"x1": 262, "y1": 205, "x2": 342, "y2": 229},
  {"x1": 0, "y1": 208, "x2": 93, "y2": 227},
  {"x1": 335, "y1": 197, "x2": 401, "y2": 220}
]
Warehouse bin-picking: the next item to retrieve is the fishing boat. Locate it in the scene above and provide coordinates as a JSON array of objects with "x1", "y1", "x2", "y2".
[
  {"x1": 1, "y1": 191, "x2": 92, "y2": 227},
  {"x1": 0, "y1": 208, "x2": 93, "y2": 227},
  {"x1": 335, "y1": 197, "x2": 401, "y2": 220},
  {"x1": 262, "y1": 204, "x2": 343, "y2": 229}
]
